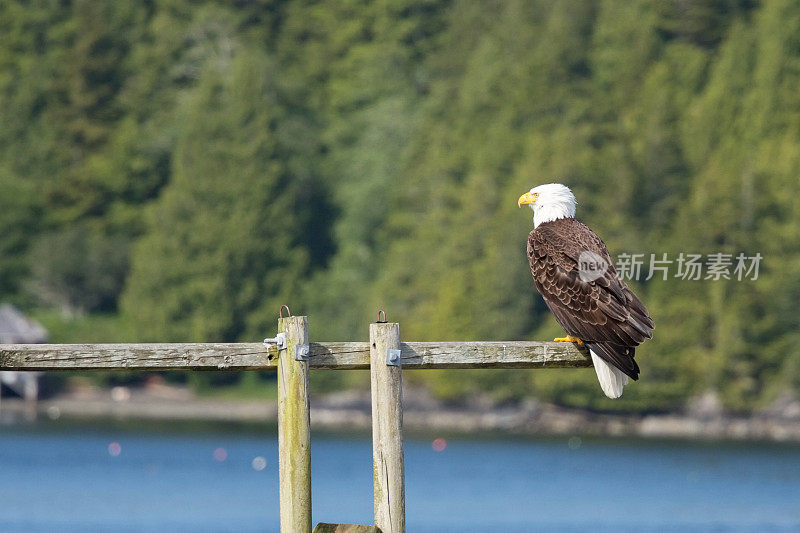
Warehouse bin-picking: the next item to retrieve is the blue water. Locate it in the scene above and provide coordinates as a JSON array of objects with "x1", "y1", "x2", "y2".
[{"x1": 1, "y1": 423, "x2": 799, "y2": 532}]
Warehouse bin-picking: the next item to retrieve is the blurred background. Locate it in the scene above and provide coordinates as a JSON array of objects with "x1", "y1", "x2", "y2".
[{"x1": 2, "y1": 1, "x2": 800, "y2": 531}]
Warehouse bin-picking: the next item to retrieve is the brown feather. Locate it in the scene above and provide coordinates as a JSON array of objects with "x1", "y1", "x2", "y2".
[{"x1": 527, "y1": 218, "x2": 654, "y2": 380}]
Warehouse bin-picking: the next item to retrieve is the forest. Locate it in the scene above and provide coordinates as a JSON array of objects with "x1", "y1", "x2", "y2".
[{"x1": 1, "y1": 0, "x2": 799, "y2": 413}]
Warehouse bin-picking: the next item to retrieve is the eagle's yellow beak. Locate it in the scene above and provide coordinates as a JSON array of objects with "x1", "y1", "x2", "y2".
[{"x1": 518, "y1": 192, "x2": 537, "y2": 207}]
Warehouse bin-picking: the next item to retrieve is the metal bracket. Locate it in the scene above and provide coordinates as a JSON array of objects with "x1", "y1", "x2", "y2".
[
  {"x1": 386, "y1": 348, "x2": 401, "y2": 367},
  {"x1": 263, "y1": 332, "x2": 287, "y2": 350},
  {"x1": 295, "y1": 344, "x2": 310, "y2": 362}
]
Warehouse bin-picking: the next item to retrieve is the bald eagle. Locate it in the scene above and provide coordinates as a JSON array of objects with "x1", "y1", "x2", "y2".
[{"x1": 518, "y1": 184, "x2": 654, "y2": 398}]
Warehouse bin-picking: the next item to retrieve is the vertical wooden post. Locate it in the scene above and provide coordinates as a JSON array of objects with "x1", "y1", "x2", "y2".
[
  {"x1": 370, "y1": 322, "x2": 405, "y2": 533},
  {"x1": 278, "y1": 315, "x2": 311, "y2": 533}
]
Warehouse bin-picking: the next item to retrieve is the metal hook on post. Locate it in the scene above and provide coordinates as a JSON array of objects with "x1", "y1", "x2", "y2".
[
  {"x1": 377, "y1": 309, "x2": 387, "y2": 323},
  {"x1": 279, "y1": 305, "x2": 292, "y2": 319}
]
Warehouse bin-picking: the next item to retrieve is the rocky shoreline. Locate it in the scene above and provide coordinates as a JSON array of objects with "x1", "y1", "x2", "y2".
[{"x1": 2, "y1": 384, "x2": 800, "y2": 443}]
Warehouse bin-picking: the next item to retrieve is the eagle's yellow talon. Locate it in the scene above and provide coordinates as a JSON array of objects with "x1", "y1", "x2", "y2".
[{"x1": 554, "y1": 335, "x2": 583, "y2": 346}]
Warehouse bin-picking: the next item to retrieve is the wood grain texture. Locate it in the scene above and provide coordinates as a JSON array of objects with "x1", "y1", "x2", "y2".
[
  {"x1": 278, "y1": 316, "x2": 312, "y2": 533},
  {"x1": 370, "y1": 322, "x2": 405, "y2": 533},
  {"x1": 313, "y1": 524, "x2": 380, "y2": 533},
  {"x1": 0, "y1": 341, "x2": 590, "y2": 370}
]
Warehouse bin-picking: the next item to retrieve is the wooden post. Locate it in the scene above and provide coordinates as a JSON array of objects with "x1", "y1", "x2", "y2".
[
  {"x1": 370, "y1": 322, "x2": 405, "y2": 533},
  {"x1": 278, "y1": 315, "x2": 312, "y2": 533}
]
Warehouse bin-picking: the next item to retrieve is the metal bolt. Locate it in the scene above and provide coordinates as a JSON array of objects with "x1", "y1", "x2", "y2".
[
  {"x1": 386, "y1": 348, "x2": 401, "y2": 367},
  {"x1": 263, "y1": 332, "x2": 287, "y2": 350},
  {"x1": 295, "y1": 344, "x2": 310, "y2": 362}
]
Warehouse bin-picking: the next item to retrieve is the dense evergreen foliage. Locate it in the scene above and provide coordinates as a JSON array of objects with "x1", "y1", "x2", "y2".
[{"x1": 2, "y1": 0, "x2": 799, "y2": 412}]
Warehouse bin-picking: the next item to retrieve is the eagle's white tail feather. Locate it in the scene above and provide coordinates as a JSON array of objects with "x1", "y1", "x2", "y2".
[{"x1": 590, "y1": 350, "x2": 627, "y2": 399}]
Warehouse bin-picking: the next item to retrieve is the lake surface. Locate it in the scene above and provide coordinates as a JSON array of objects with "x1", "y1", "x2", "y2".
[{"x1": 1, "y1": 421, "x2": 799, "y2": 532}]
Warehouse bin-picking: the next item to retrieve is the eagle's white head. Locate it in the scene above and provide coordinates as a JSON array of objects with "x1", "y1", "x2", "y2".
[{"x1": 518, "y1": 183, "x2": 577, "y2": 229}]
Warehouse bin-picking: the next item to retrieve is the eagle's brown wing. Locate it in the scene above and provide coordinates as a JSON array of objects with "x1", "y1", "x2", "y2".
[{"x1": 527, "y1": 218, "x2": 654, "y2": 379}]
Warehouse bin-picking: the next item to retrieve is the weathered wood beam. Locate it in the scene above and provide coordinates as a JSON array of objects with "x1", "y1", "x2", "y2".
[
  {"x1": 0, "y1": 341, "x2": 591, "y2": 371},
  {"x1": 313, "y1": 525, "x2": 380, "y2": 533},
  {"x1": 0, "y1": 343, "x2": 270, "y2": 370}
]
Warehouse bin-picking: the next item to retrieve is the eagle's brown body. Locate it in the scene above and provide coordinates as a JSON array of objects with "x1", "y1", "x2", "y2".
[{"x1": 527, "y1": 218, "x2": 654, "y2": 380}]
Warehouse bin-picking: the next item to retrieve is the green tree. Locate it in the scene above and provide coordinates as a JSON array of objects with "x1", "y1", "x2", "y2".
[
  {"x1": 25, "y1": 224, "x2": 129, "y2": 316},
  {"x1": 122, "y1": 49, "x2": 311, "y2": 342}
]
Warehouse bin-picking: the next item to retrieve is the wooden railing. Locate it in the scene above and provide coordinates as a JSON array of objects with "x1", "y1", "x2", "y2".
[{"x1": 0, "y1": 315, "x2": 591, "y2": 533}]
